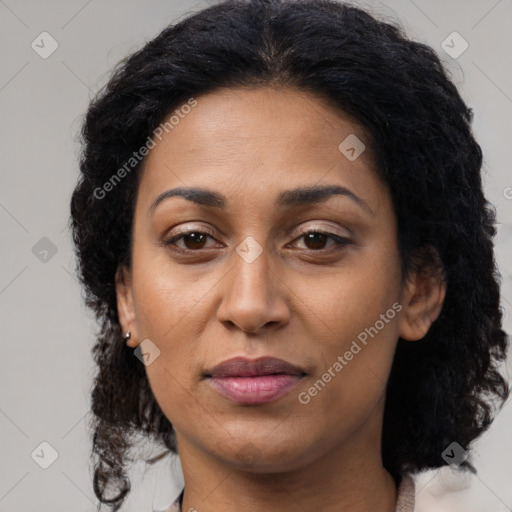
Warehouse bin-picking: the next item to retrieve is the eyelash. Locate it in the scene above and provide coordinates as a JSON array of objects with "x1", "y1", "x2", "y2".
[{"x1": 162, "y1": 228, "x2": 352, "y2": 254}]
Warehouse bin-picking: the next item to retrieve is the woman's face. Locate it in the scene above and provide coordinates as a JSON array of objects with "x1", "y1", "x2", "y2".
[{"x1": 117, "y1": 86, "x2": 442, "y2": 474}]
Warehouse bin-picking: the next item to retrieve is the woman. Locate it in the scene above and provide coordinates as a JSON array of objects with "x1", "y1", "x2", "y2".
[{"x1": 70, "y1": 0, "x2": 510, "y2": 511}]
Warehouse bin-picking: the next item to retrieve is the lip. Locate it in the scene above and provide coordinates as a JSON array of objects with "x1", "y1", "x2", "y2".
[
  {"x1": 205, "y1": 356, "x2": 306, "y2": 405},
  {"x1": 207, "y1": 356, "x2": 305, "y2": 378}
]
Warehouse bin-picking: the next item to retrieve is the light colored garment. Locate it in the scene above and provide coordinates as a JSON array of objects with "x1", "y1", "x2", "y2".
[{"x1": 157, "y1": 473, "x2": 416, "y2": 512}]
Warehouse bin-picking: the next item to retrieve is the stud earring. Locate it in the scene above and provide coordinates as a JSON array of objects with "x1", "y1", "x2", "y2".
[{"x1": 124, "y1": 331, "x2": 131, "y2": 341}]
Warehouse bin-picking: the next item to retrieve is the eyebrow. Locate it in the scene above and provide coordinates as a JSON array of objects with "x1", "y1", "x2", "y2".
[{"x1": 149, "y1": 185, "x2": 373, "y2": 216}]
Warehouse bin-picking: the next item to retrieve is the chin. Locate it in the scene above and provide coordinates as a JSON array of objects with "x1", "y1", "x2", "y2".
[{"x1": 211, "y1": 438, "x2": 314, "y2": 473}]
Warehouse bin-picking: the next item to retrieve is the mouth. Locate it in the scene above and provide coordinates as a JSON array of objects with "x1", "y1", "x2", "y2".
[{"x1": 205, "y1": 356, "x2": 306, "y2": 405}]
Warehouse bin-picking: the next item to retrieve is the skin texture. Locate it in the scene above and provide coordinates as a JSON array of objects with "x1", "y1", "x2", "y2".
[{"x1": 116, "y1": 86, "x2": 446, "y2": 512}]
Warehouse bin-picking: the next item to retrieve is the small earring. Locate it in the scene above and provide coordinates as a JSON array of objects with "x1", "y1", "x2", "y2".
[{"x1": 124, "y1": 331, "x2": 131, "y2": 341}]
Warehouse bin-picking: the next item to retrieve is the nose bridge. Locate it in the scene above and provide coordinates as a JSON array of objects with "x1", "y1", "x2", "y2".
[
  {"x1": 234, "y1": 240, "x2": 271, "y2": 301},
  {"x1": 216, "y1": 236, "x2": 289, "y2": 332}
]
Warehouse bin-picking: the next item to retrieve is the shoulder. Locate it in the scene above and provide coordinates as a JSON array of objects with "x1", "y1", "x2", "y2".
[{"x1": 412, "y1": 467, "x2": 491, "y2": 512}]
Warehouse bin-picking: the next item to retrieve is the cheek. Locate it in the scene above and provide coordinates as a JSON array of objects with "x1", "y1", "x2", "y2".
[
  {"x1": 131, "y1": 243, "x2": 209, "y2": 338},
  {"x1": 300, "y1": 244, "x2": 402, "y2": 341},
  {"x1": 302, "y1": 302, "x2": 400, "y2": 447},
  {"x1": 128, "y1": 252, "x2": 197, "y2": 413},
  {"x1": 304, "y1": 245, "x2": 402, "y2": 404}
]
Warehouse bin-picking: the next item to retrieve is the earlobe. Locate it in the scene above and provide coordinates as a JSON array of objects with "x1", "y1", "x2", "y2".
[
  {"x1": 398, "y1": 253, "x2": 447, "y2": 342},
  {"x1": 115, "y1": 265, "x2": 139, "y2": 347}
]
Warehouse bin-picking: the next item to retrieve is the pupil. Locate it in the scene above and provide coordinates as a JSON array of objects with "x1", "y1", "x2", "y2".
[
  {"x1": 185, "y1": 233, "x2": 205, "y2": 249},
  {"x1": 306, "y1": 233, "x2": 326, "y2": 249}
]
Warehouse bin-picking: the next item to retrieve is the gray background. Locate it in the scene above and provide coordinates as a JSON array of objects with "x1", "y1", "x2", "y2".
[{"x1": 0, "y1": 0, "x2": 511, "y2": 511}]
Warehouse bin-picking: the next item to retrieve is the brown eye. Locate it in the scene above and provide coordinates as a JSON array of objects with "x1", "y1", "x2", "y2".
[
  {"x1": 181, "y1": 232, "x2": 208, "y2": 250},
  {"x1": 164, "y1": 230, "x2": 219, "y2": 251},
  {"x1": 291, "y1": 230, "x2": 352, "y2": 252},
  {"x1": 303, "y1": 232, "x2": 330, "y2": 250}
]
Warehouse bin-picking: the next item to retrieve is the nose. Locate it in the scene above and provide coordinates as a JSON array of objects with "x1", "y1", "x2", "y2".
[{"x1": 216, "y1": 243, "x2": 290, "y2": 334}]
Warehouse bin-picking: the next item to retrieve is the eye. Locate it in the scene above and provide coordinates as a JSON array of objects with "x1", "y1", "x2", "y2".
[
  {"x1": 162, "y1": 228, "x2": 352, "y2": 254},
  {"x1": 289, "y1": 230, "x2": 352, "y2": 252},
  {"x1": 163, "y1": 230, "x2": 221, "y2": 252}
]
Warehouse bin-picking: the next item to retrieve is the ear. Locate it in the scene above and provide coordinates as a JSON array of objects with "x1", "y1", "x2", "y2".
[
  {"x1": 115, "y1": 264, "x2": 140, "y2": 348},
  {"x1": 398, "y1": 246, "x2": 447, "y2": 341}
]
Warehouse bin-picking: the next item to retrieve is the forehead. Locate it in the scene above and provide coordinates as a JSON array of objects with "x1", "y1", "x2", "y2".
[
  {"x1": 150, "y1": 86, "x2": 372, "y2": 162},
  {"x1": 137, "y1": 86, "x2": 382, "y2": 211}
]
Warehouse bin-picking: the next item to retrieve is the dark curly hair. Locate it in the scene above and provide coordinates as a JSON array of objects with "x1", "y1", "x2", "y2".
[{"x1": 69, "y1": 0, "x2": 510, "y2": 509}]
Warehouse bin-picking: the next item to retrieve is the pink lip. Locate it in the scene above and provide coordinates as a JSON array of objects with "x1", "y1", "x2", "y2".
[
  {"x1": 208, "y1": 374, "x2": 303, "y2": 404},
  {"x1": 205, "y1": 356, "x2": 306, "y2": 405}
]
